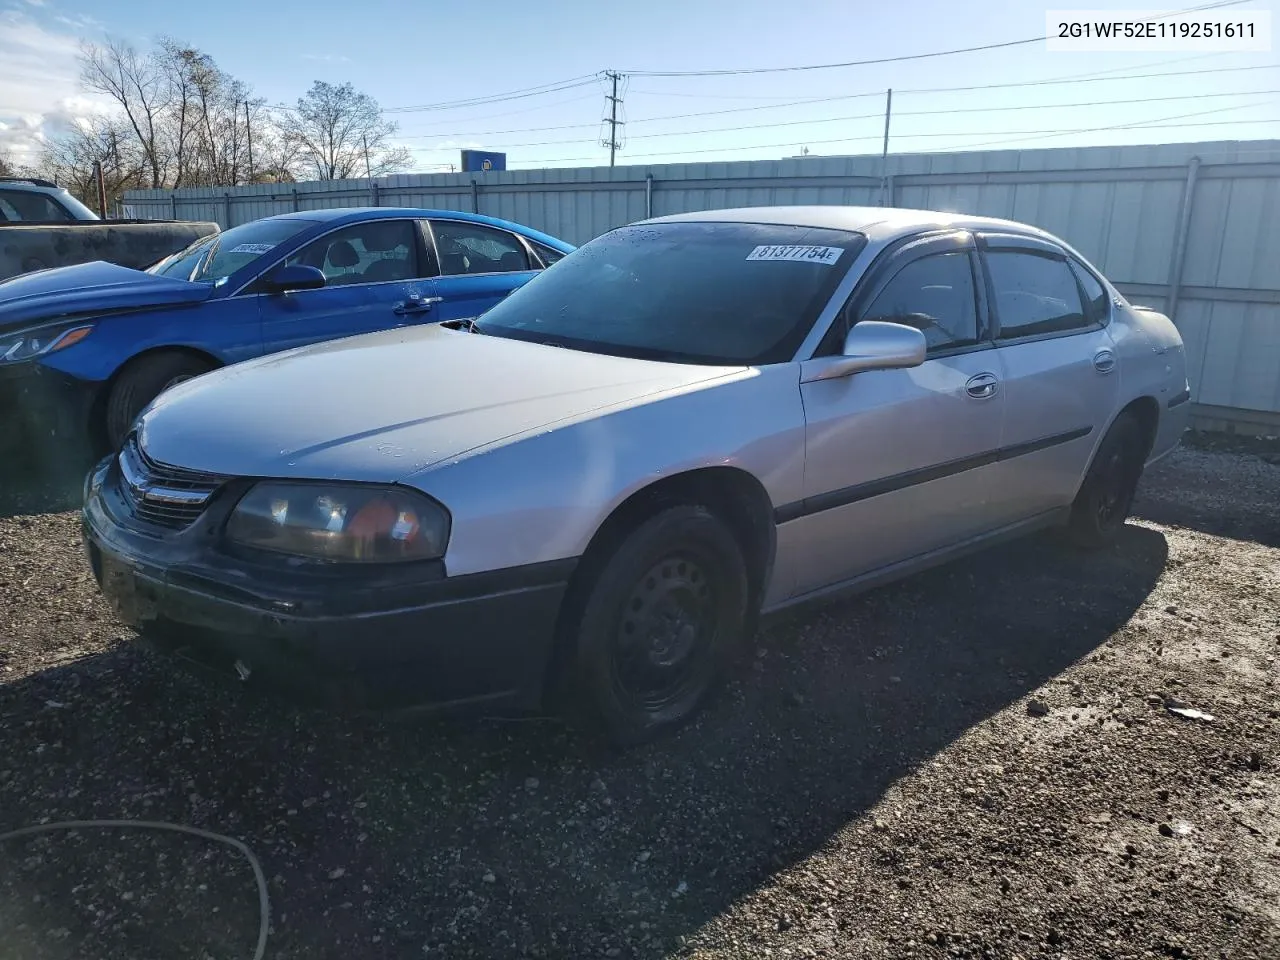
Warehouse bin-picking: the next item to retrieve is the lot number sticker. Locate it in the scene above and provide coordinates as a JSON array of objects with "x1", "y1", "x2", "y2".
[
  {"x1": 746, "y1": 245, "x2": 844, "y2": 264},
  {"x1": 229, "y1": 243, "x2": 276, "y2": 254}
]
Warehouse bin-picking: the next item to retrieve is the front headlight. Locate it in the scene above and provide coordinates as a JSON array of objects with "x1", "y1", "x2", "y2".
[
  {"x1": 0, "y1": 323, "x2": 94, "y2": 363},
  {"x1": 226, "y1": 482, "x2": 450, "y2": 563}
]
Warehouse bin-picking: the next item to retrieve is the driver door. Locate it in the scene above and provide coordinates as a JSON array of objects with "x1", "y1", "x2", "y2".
[
  {"x1": 790, "y1": 231, "x2": 1009, "y2": 597},
  {"x1": 252, "y1": 218, "x2": 439, "y2": 354}
]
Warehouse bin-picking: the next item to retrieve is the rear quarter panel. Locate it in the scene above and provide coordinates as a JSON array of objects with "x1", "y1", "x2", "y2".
[
  {"x1": 405, "y1": 363, "x2": 807, "y2": 602},
  {"x1": 1108, "y1": 301, "x2": 1191, "y2": 465}
]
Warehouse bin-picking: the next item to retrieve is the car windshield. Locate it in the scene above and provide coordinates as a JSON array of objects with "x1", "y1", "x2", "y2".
[
  {"x1": 146, "y1": 218, "x2": 317, "y2": 284},
  {"x1": 475, "y1": 221, "x2": 866, "y2": 365}
]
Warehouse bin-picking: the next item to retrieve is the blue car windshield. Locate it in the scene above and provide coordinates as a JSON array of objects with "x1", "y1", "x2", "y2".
[
  {"x1": 475, "y1": 221, "x2": 867, "y2": 365},
  {"x1": 147, "y1": 219, "x2": 318, "y2": 284}
]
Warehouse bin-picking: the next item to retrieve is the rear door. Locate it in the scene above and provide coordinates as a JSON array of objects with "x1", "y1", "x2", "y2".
[
  {"x1": 790, "y1": 231, "x2": 1008, "y2": 596},
  {"x1": 253, "y1": 217, "x2": 439, "y2": 354},
  {"x1": 976, "y1": 233, "x2": 1120, "y2": 520},
  {"x1": 424, "y1": 218, "x2": 542, "y2": 323}
]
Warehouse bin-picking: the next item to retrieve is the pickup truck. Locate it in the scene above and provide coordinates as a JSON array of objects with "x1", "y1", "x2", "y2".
[{"x1": 0, "y1": 177, "x2": 218, "y2": 282}]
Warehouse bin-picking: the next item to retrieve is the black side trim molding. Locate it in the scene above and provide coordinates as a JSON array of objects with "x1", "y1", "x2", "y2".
[
  {"x1": 775, "y1": 426, "x2": 1092, "y2": 524},
  {"x1": 1167, "y1": 388, "x2": 1191, "y2": 409}
]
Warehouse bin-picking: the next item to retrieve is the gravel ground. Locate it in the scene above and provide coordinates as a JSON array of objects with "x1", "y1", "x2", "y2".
[{"x1": 1, "y1": 438, "x2": 1277, "y2": 960}]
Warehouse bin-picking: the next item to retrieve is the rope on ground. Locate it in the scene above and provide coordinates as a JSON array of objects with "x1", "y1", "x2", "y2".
[{"x1": 0, "y1": 819, "x2": 270, "y2": 960}]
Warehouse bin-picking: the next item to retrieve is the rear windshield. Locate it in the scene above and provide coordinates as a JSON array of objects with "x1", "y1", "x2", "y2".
[{"x1": 475, "y1": 221, "x2": 866, "y2": 365}]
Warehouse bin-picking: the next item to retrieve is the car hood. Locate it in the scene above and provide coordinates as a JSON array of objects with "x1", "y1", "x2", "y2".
[
  {"x1": 0, "y1": 260, "x2": 213, "y2": 332},
  {"x1": 138, "y1": 324, "x2": 749, "y2": 482}
]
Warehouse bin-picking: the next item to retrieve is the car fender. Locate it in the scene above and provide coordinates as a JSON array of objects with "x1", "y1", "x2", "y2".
[
  {"x1": 37, "y1": 298, "x2": 260, "y2": 384},
  {"x1": 405, "y1": 362, "x2": 808, "y2": 578}
]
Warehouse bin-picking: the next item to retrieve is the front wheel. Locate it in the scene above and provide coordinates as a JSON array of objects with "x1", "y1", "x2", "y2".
[
  {"x1": 104, "y1": 352, "x2": 212, "y2": 450},
  {"x1": 1067, "y1": 413, "x2": 1147, "y2": 548},
  {"x1": 567, "y1": 505, "x2": 750, "y2": 746}
]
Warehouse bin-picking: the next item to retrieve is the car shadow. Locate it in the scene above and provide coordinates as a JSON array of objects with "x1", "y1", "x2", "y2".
[
  {"x1": 0, "y1": 525, "x2": 1168, "y2": 959},
  {"x1": 0, "y1": 454, "x2": 93, "y2": 520}
]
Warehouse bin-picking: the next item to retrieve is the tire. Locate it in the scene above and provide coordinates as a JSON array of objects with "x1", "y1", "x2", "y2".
[
  {"x1": 105, "y1": 353, "x2": 212, "y2": 450},
  {"x1": 566, "y1": 505, "x2": 750, "y2": 746},
  {"x1": 1066, "y1": 412, "x2": 1147, "y2": 549}
]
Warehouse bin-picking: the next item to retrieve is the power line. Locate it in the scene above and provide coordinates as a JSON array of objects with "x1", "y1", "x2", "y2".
[
  {"x1": 391, "y1": 64, "x2": 1280, "y2": 143},
  {"x1": 617, "y1": 0, "x2": 1249, "y2": 77},
  {"x1": 401, "y1": 88, "x2": 1280, "y2": 152},
  {"x1": 502, "y1": 103, "x2": 1279, "y2": 165},
  {"x1": 393, "y1": 92, "x2": 602, "y2": 131},
  {"x1": 382, "y1": 74, "x2": 603, "y2": 114},
  {"x1": 268, "y1": 74, "x2": 604, "y2": 115},
  {"x1": 625, "y1": 52, "x2": 1227, "y2": 100},
  {"x1": 622, "y1": 36, "x2": 1045, "y2": 78}
]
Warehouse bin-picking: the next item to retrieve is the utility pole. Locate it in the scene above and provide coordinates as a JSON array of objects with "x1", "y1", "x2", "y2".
[
  {"x1": 245, "y1": 101, "x2": 254, "y2": 184},
  {"x1": 362, "y1": 133, "x2": 373, "y2": 179},
  {"x1": 879, "y1": 88, "x2": 893, "y2": 207},
  {"x1": 93, "y1": 160, "x2": 107, "y2": 218},
  {"x1": 602, "y1": 71, "x2": 624, "y2": 167}
]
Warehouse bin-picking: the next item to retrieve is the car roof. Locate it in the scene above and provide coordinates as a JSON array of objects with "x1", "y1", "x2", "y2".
[
  {"x1": 264, "y1": 206, "x2": 573, "y2": 249},
  {"x1": 0, "y1": 179, "x2": 68, "y2": 194},
  {"x1": 641, "y1": 205, "x2": 1057, "y2": 244}
]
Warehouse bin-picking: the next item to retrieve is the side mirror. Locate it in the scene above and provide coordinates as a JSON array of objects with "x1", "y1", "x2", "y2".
[
  {"x1": 805, "y1": 320, "x2": 927, "y2": 382},
  {"x1": 263, "y1": 263, "x2": 326, "y2": 294}
]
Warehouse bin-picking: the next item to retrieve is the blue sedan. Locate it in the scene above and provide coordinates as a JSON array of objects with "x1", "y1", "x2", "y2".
[{"x1": 0, "y1": 207, "x2": 574, "y2": 461}]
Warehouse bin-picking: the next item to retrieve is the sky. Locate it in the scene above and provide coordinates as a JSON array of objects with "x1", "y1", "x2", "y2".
[{"x1": 1, "y1": 0, "x2": 1277, "y2": 173}]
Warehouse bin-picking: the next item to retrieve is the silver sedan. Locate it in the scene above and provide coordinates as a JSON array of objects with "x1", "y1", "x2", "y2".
[{"x1": 82, "y1": 206, "x2": 1191, "y2": 744}]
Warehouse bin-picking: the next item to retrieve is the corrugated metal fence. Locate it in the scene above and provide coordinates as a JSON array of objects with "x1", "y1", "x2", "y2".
[{"x1": 125, "y1": 139, "x2": 1280, "y2": 430}]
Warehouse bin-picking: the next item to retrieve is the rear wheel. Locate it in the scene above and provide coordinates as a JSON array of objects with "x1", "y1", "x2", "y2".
[
  {"x1": 1067, "y1": 413, "x2": 1147, "y2": 548},
  {"x1": 566, "y1": 505, "x2": 749, "y2": 746},
  {"x1": 105, "y1": 352, "x2": 212, "y2": 450}
]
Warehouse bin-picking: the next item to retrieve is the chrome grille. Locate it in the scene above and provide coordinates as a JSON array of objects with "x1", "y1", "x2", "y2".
[{"x1": 117, "y1": 435, "x2": 226, "y2": 530}]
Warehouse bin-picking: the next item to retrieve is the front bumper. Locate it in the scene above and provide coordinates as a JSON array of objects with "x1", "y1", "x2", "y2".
[{"x1": 82, "y1": 458, "x2": 575, "y2": 713}]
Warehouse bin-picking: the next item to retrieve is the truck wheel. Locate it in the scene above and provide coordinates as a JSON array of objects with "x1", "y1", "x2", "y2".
[
  {"x1": 1067, "y1": 412, "x2": 1146, "y2": 549},
  {"x1": 567, "y1": 505, "x2": 749, "y2": 746},
  {"x1": 105, "y1": 353, "x2": 212, "y2": 450}
]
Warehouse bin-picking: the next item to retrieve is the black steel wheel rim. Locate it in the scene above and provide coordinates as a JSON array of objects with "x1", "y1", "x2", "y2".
[
  {"x1": 1095, "y1": 447, "x2": 1130, "y2": 529},
  {"x1": 611, "y1": 553, "x2": 718, "y2": 712}
]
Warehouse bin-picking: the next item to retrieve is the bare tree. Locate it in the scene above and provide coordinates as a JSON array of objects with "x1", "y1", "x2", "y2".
[
  {"x1": 38, "y1": 115, "x2": 147, "y2": 206},
  {"x1": 79, "y1": 38, "x2": 170, "y2": 188},
  {"x1": 277, "y1": 81, "x2": 411, "y2": 181}
]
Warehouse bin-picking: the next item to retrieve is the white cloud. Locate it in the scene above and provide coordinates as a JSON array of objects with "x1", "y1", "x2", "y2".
[{"x1": 0, "y1": 9, "x2": 109, "y2": 164}]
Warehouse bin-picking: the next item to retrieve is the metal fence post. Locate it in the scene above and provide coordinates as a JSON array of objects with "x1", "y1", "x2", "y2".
[
  {"x1": 471, "y1": 179, "x2": 479, "y2": 213},
  {"x1": 371, "y1": 181, "x2": 380, "y2": 207},
  {"x1": 170, "y1": 195, "x2": 177, "y2": 219},
  {"x1": 884, "y1": 174, "x2": 896, "y2": 208},
  {"x1": 291, "y1": 188, "x2": 300, "y2": 212},
  {"x1": 1165, "y1": 155, "x2": 1202, "y2": 324},
  {"x1": 645, "y1": 173, "x2": 653, "y2": 218},
  {"x1": 223, "y1": 193, "x2": 232, "y2": 228}
]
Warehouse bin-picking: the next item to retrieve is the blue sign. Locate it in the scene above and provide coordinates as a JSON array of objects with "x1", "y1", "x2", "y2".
[{"x1": 461, "y1": 150, "x2": 507, "y2": 173}]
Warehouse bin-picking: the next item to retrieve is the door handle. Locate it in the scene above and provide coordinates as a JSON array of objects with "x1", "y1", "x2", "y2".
[
  {"x1": 393, "y1": 295, "x2": 443, "y2": 316},
  {"x1": 965, "y1": 372, "x2": 1000, "y2": 400},
  {"x1": 1093, "y1": 349, "x2": 1117, "y2": 374}
]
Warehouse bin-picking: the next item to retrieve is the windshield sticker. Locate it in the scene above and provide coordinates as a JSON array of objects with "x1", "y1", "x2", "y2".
[
  {"x1": 228, "y1": 243, "x2": 276, "y2": 254},
  {"x1": 746, "y1": 244, "x2": 844, "y2": 265}
]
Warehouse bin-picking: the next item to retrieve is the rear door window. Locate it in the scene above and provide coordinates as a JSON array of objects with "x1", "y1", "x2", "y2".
[
  {"x1": 431, "y1": 220, "x2": 530, "y2": 275},
  {"x1": 1069, "y1": 259, "x2": 1111, "y2": 326},
  {"x1": 985, "y1": 250, "x2": 1088, "y2": 339}
]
